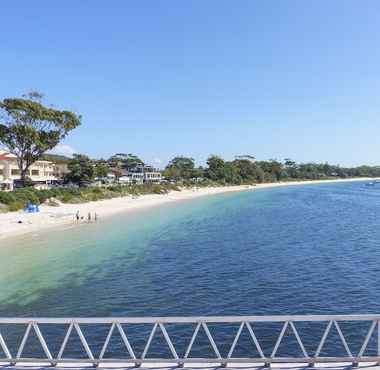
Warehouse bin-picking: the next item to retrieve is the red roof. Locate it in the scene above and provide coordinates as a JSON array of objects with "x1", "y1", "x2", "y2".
[{"x1": 0, "y1": 152, "x2": 15, "y2": 160}]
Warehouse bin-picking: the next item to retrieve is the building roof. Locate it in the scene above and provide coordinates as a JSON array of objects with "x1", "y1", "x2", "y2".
[
  {"x1": 0, "y1": 150, "x2": 16, "y2": 160},
  {"x1": 0, "y1": 150, "x2": 55, "y2": 165}
]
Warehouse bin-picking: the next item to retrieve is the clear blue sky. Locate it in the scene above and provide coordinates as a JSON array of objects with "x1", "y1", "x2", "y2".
[{"x1": 1, "y1": 1, "x2": 380, "y2": 167}]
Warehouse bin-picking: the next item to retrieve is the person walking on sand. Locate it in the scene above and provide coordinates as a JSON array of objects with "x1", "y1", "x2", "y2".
[
  {"x1": 75, "y1": 211, "x2": 80, "y2": 222},
  {"x1": 87, "y1": 212, "x2": 91, "y2": 222}
]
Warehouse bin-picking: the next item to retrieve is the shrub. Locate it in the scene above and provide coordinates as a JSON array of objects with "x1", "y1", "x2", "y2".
[
  {"x1": 35, "y1": 189, "x2": 54, "y2": 203},
  {"x1": 13, "y1": 188, "x2": 40, "y2": 205},
  {"x1": 0, "y1": 182, "x2": 186, "y2": 212},
  {"x1": 91, "y1": 187, "x2": 103, "y2": 194},
  {"x1": 8, "y1": 200, "x2": 27, "y2": 212},
  {"x1": 59, "y1": 193, "x2": 75, "y2": 203},
  {"x1": 0, "y1": 192, "x2": 16, "y2": 205}
]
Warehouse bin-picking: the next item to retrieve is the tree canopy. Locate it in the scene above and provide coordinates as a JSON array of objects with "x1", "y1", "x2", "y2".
[
  {"x1": 206, "y1": 155, "x2": 225, "y2": 181},
  {"x1": 108, "y1": 153, "x2": 144, "y2": 170},
  {"x1": 65, "y1": 154, "x2": 94, "y2": 185},
  {"x1": 163, "y1": 155, "x2": 380, "y2": 184},
  {"x1": 94, "y1": 160, "x2": 110, "y2": 178},
  {"x1": 163, "y1": 156, "x2": 196, "y2": 180},
  {"x1": 0, "y1": 93, "x2": 81, "y2": 184}
]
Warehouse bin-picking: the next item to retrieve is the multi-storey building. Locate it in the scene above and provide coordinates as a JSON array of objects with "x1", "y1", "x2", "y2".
[
  {"x1": 111, "y1": 164, "x2": 162, "y2": 185},
  {"x1": 127, "y1": 164, "x2": 162, "y2": 184},
  {"x1": 0, "y1": 150, "x2": 57, "y2": 191}
]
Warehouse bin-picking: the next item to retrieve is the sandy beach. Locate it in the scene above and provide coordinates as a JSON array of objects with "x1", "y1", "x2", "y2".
[{"x1": 0, "y1": 178, "x2": 373, "y2": 241}]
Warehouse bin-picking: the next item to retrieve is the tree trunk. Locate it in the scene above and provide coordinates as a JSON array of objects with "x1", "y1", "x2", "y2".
[
  {"x1": 18, "y1": 157, "x2": 30, "y2": 188},
  {"x1": 20, "y1": 168, "x2": 29, "y2": 187}
]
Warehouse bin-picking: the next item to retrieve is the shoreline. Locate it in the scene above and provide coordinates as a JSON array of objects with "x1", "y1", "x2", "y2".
[{"x1": 0, "y1": 177, "x2": 374, "y2": 242}]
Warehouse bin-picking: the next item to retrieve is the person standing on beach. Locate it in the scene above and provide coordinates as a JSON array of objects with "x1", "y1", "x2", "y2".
[
  {"x1": 75, "y1": 211, "x2": 80, "y2": 222},
  {"x1": 88, "y1": 212, "x2": 91, "y2": 222}
]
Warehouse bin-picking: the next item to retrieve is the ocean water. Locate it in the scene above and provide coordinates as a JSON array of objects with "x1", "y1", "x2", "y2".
[{"x1": 0, "y1": 181, "x2": 380, "y2": 359}]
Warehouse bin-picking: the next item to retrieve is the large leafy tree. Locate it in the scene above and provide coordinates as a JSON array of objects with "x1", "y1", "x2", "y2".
[
  {"x1": 0, "y1": 92, "x2": 81, "y2": 185},
  {"x1": 94, "y1": 160, "x2": 110, "y2": 178},
  {"x1": 164, "y1": 156, "x2": 195, "y2": 180},
  {"x1": 66, "y1": 154, "x2": 94, "y2": 185},
  {"x1": 258, "y1": 159, "x2": 284, "y2": 181},
  {"x1": 206, "y1": 155, "x2": 226, "y2": 181},
  {"x1": 232, "y1": 159, "x2": 258, "y2": 183},
  {"x1": 284, "y1": 158, "x2": 298, "y2": 178},
  {"x1": 108, "y1": 153, "x2": 144, "y2": 170}
]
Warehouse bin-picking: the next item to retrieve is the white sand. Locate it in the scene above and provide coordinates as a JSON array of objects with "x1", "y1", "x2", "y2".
[{"x1": 0, "y1": 178, "x2": 374, "y2": 241}]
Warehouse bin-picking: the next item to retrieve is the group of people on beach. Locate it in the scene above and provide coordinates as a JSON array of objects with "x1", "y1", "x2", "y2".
[{"x1": 75, "y1": 211, "x2": 98, "y2": 223}]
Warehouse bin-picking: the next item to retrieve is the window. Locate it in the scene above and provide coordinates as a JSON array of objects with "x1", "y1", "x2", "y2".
[
  {"x1": 31, "y1": 170, "x2": 39, "y2": 176},
  {"x1": 11, "y1": 169, "x2": 20, "y2": 176}
]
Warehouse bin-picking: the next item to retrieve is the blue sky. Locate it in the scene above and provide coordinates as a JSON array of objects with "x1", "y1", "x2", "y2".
[{"x1": 1, "y1": 1, "x2": 380, "y2": 167}]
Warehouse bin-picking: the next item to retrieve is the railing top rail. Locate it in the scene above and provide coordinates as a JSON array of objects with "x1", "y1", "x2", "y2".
[
  {"x1": 0, "y1": 314, "x2": 379, "y2": 324},
  {"x1": 1, "y1": 314, "x2": 380, "y2": 367}
]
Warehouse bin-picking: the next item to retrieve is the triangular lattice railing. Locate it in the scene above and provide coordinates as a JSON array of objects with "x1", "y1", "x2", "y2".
[{"x1": 0, "y1": 315, "x2": 379, "y2": 367}]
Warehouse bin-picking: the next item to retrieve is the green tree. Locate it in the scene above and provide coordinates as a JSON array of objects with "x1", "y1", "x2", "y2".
[
  {"x1": 108, "y1": 153, "x2": 144, "y2": 170},
  {"x1": 233, "y1": 159, "x2": 259, "y2": 182},
  {"x1": 66, "y1": 154, "x2": 94, "y2": 185},
  {"x1": 224, "y1": 162, "x2": 241, "y2": 184},
  {"x1": 259, "y1": 160, "x2": 284, "y2": 181},
  {"x1": 94, "y1": 160, "x2": 110, "y2": 178},
  {"x1": 192, "y1": 166, "x2": 205, "y2": 179},
  {"x1": 0, "y1": 92, "x2": 81, "y2": 185},
  {"x1": 283, "y1": 158, "x2": 298, "y2": 178},
  {"x1": 164, "y1": 156, "x2": 195, "y2": 180},
  {"x1": 206, "y1": 155, "x2": 226, "y2": 181}
]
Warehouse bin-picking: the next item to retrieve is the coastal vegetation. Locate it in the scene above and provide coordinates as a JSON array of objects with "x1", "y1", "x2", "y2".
[
  {"x1": 1, "y1": 149, "x2": 380, "y2": 213},
  {"x1": 0, "y1": 183, "x2": 181, "y2": 212},
  {"x1": 163, "y1": 155, "x2": 380, "y2": 184},
  {"x1": 57, "y1": 153, "x2": 380, "y2": 187}
]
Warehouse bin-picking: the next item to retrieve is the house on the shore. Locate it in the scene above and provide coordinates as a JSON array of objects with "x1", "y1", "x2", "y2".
[
  {"x1": 53, "y1": 163, "x2": 70, "y2": 180},
  {"x1": 125, "y1": 164, "x2": 162, "y2": 184},
  {"x1": 0, "y1": 150, "x2": 57, "y2": 191},
  {"x1": 109, "y1": 164, "x2": 162, "y2": 185}
]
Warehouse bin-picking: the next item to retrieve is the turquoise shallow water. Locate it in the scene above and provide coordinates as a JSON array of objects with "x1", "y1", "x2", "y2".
[{"x1": 0, "y1": 181, "x2": 380, "y2": 358}]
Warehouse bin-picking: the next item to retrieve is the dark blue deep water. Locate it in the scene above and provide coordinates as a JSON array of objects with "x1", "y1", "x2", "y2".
[{"x1": 1, "y1": 181, "x2": 380, "y2": 359}]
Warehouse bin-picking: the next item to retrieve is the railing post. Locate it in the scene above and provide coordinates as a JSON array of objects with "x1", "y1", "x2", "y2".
[
  {"x1": 378, "y1": 320, "x2": 380, "y2": 365},
  {"x1": 1, "y1": 315, "x2": 380, "y2": 367}
]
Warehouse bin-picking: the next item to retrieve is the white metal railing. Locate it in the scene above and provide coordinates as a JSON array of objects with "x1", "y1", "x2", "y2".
[{"x1": 0, "y1": 315, "x2": 380, "y2": 367}]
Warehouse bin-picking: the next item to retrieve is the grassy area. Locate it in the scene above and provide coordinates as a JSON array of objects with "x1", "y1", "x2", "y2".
[{"x1": 0, "y1": 183, "x2": 183, "y2": 212}]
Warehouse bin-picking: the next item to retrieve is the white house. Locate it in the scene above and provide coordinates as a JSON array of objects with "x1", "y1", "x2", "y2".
[
  {"x1": 113, "y1": 165, "x2": 162, "y2": 185},
  {"x1": 118, "y1": 175, "x2": 132, "y2": 184},
  {"x1": 128, "y1": 165, "x2": 162, "y2": 184}
]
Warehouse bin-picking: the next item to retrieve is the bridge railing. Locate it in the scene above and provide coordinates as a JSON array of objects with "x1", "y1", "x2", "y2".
[{"x1": 0, "y1": 315, "x2": 380, "y2": 367}]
